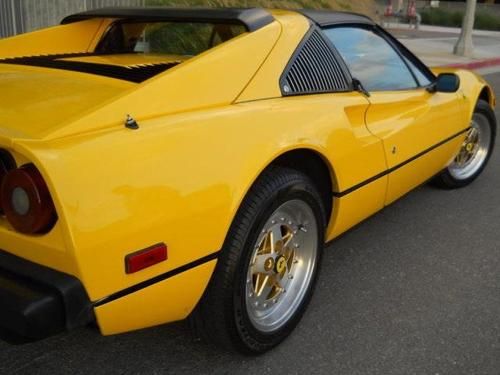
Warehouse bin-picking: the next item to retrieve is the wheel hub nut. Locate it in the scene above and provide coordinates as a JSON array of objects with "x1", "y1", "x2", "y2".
[
  {"x1": 275, "y1": 255, "x2": 287, "y2": 274},
  {"x1": 264, "y1": 257, "x2": 275, "y2": 272}
]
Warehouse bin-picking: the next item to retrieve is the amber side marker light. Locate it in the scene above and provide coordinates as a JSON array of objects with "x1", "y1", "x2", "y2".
[
  {"x1": 125, "y1": 243, "x2": 168, "y2": 274},
  {"x1": 1, "y1": 163, "x2": 57, "y2": 234}
]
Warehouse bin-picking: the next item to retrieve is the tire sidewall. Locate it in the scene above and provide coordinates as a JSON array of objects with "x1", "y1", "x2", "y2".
[
  {"x1": 232, "y1": 179, "x2": 325, "y2": 353},
  {"x1": 444, "y1": 100, "x2": 497, "y2": 187}
]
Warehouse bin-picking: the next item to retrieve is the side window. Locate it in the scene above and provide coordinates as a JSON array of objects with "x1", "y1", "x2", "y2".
[
  {"x1": 323, "y1": 26, "x2": 418, "y2": 92},
  {"x1": 280, "y1": 29, "x2": 351, "y2": 96},
  {"x1": 403, "y1": 56, "x2": 433, "y2": 87}
]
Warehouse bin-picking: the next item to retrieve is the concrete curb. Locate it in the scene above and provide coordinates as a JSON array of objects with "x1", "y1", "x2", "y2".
[
  {"x1": 446, "y1": 57, "x2": 500, "y2": 70},
  {"x1": 444, "y1": 57, "x2": 500, "y2": 70}
]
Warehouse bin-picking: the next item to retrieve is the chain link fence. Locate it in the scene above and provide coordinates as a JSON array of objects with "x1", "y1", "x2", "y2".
[{"x1": 0, "y1": 0, "x2": 145, "y2": 38}]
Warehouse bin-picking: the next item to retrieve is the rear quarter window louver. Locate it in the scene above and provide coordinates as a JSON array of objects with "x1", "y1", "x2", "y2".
[{"x1": 281, "y1": 29, "x2": 351, "y2": 96}]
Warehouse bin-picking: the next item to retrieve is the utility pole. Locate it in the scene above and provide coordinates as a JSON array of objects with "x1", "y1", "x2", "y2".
[{"x1": 454, "y1": 0, "x2": 477, "y2": 57}]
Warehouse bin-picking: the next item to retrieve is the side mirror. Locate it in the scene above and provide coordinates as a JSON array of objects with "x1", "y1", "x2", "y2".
[{"x1": 429, "y1": 73, "x2": 460, "y2": 93}]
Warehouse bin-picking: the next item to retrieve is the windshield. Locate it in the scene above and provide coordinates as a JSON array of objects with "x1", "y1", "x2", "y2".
[{"x1": 96, "y1": 21, "x2": 247, "y2": 56}]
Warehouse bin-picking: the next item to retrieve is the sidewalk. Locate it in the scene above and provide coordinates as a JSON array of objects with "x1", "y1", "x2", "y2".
[
  {"x1": 390, "y1": 23, "x2": 500, "y2": 74},
  {"x1": 387, "y1": 23, "x2": 500, "y2": 38}
]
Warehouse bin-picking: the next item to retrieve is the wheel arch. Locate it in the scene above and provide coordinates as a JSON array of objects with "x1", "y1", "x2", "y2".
[
  {"x1": 443, "y1": 69, "x2": 496, "y2": 121},
  {"x1": 235, "y1": 147, "x2": 338, "y2": 232},
  {"x1": 479, "y1": 85, "x2": 496, "y2": 109},
  {"x1": 272, "y1": 149, "x2": 335, "y2": 225}
]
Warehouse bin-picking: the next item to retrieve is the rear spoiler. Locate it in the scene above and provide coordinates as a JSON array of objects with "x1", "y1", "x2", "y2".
[{"x1": 61, "y1": 7, "x2": 275, "y2": 32}]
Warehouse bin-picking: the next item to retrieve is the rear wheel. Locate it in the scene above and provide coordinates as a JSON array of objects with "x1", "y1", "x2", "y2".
[
  {"x1": 434, "y1": 100, "x2": 496, "y2": 189},
  {"x1": 191, "y1": 167, "x2": 326, "y2": 354}
]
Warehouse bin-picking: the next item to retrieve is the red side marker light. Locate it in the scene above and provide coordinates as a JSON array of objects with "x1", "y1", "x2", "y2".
[{"x1": 125, "y1": 243, "x2": 167, "y2": 274}]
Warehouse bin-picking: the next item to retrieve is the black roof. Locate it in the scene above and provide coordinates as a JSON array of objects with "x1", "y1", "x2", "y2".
[
  {"x1": 61, "y1": 7, "x2": 275, "y2": 32},
  {"x1": 298, "y1": 9, "x2": 375, "y2": 27}
]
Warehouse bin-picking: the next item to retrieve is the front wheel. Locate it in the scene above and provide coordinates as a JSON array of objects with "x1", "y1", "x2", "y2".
[
  {"x1": 191, "y1": 167, "x2": 326, "y2": 354},
  {"x1": 433, "y1": 100, "x2": 497, "y2": 189}
]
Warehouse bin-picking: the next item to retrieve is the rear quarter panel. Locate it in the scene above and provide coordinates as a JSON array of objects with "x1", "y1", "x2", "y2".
[
  {"x1": 18, "y1": 92, "x2": 379, "y2": 298},
  {"x1": 12, "y1": 90, "x2": 384, "y2": 334}
]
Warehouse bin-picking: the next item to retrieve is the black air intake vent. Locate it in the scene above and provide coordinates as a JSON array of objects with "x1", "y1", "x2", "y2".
[
  {"x1": 0, "y1": 53, "x2": 179, "y2": 83},
  {"x1": 281, "y1": 30, "x2": 351, "y2": 96}
]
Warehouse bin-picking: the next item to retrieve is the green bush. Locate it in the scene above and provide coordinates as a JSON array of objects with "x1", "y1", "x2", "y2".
[
  {"x1": 144, "y1": 0, "x2": 373, "y2": 13},
  {"x1": 420, "y1": 8, "x2": 463, "y2": 27},
  {"x1": 146, "y1": 0, "x2": 333, "y2": 9},
  {"x1": 476, "y1": 11, "x2": 500, "y2": 31},
  {"x1": 420, "y1": 7, "x2": 500, "y2": 31}
]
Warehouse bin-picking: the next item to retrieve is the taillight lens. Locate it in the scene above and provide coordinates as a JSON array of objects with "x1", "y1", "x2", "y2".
[
  {"x1": 1, "y1": 164, "x2": 57, "y2": 234},
  {"x1": 0, "y1": 150, "x2": 17, "y2": 213}
]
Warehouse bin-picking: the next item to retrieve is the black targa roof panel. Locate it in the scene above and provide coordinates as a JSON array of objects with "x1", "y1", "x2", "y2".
[
  {"x1": 298, "y1": 10, "x2": 375, "y2": 27},
  {"x1": 61, "y1": 7, "x2": 275, "y2": 32}
]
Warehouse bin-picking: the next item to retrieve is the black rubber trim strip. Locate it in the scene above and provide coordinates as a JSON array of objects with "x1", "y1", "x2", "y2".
[
  {"x1": 61, "y1": 7, "x2": 275, "y2": 32},
  {"x1": 333, "y1": 128, "x2": 470, "y2": 198},
  {"x1": 94, "y1": 251, "x2": 220, "y2": 307}
]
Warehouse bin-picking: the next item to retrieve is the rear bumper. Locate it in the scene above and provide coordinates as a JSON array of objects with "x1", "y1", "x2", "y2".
[{"x1": 0, "y1": 249, "x2": 93, "y2": 343}]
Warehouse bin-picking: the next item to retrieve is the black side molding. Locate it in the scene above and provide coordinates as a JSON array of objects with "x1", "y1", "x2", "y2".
[
  {"x1": 61, "y1": 7, "x2": 275, "y2": 32},
  {"x1": 333, "y1": 128, "x2": 471, "y2": 198},
  {"x1": 94, "y1": 250, "x2": 220, "y2": 307}
]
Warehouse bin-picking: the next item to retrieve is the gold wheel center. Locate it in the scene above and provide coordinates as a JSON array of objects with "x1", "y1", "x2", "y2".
[
  {"x1": 275, "y1": 256, "x2": 287, "y2": 274},
  {"x1": 466, "y1": 143, "x2": 475, "y2": 152},
  {"x1": 264, "y1": 257, "x2": 275, "y2": 272}
]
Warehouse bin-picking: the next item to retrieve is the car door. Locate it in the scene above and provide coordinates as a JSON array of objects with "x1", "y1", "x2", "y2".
[
  {"x1": 258, "y1": 27, "x2": 389, "y2": 240},
  {"x1": 323, "y1": 25, "x2": 465, "y2": 204}
]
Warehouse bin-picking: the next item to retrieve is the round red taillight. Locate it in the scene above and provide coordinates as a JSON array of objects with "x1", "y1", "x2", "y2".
[
  {"x1": 0, "y1": 149, "x2": 17, "y2": 214},
  {"x1": 1, "y1": 164, "x2": 57, "y2": 234}
]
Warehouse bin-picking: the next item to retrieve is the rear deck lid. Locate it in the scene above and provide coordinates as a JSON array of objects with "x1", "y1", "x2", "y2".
[{"x1": 0, "y1": 63, "x2": 134, "y2": 139}]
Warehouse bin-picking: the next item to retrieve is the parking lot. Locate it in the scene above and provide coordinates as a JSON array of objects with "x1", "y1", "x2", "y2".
[{"x1": 1, "y1": 73, "x2": 499, "y2": 375}]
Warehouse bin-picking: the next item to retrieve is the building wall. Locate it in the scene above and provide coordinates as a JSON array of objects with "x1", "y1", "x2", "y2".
[
  {"x1": 0, "y1": 0, "x2": 145, "y2": 38},
  {"x1": 0, "y1": 0, "x2": 23, "y2": 38}
]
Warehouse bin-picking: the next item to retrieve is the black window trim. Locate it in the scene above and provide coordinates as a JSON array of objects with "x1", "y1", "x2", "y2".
[
  {"x1": 279, "y1": 25, "x2": 354, "y2": 97},
  {"x1": 322, "y1": 23, "x2": 436, "y2": 93}
]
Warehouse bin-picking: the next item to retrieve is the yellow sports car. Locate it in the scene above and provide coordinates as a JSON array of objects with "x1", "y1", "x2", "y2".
[{"x1": 0, "y1": 7, "x2": 496, "y2": 354}]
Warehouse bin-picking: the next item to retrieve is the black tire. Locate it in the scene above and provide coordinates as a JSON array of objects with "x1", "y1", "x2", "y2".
[
  {"x1": 190, "y1": 166, "x2": 326, "y2": 355},
  {"x1": 433, "y1": 99, "x2": 497, "y2": 189}
]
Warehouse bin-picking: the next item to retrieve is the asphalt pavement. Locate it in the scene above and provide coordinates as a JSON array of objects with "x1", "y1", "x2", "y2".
[{"x1": 1, "y1": 74, "x2": 500, "y2": 375}]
